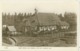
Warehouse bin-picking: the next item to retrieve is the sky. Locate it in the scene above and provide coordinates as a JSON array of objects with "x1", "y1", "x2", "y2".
[{"x1": 0, "y1": 0, "x2": 78, "y2": 15}]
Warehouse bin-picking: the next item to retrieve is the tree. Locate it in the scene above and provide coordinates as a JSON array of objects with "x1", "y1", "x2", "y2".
[
  {"x1": 24, "y1": 13, "x2": 27, "y2": 18},
  {"x1": 64, "y1": 12, "x2": 77, "y2": 30},
  {"x1": 17, "y1": 13, "x2": 23, "y2": 21}
]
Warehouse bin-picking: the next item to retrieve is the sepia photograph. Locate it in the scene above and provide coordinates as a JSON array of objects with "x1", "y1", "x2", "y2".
[{"x1": 2, "y1": 0, "x2": 77, "y2": 47}]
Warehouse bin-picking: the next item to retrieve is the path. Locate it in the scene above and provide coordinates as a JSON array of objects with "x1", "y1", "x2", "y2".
[{"x1": 8, "y1": 37, "x2": 16, "y2": 46}]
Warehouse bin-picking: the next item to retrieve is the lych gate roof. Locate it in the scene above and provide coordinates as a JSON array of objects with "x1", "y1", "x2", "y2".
[{"x1": 8, "y1": 26, "x2": 16, "y2": 32}]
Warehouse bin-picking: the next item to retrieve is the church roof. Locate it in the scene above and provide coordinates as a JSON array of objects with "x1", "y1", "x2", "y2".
[
  {"x1": 25, "y1": 12, "x2": 69, "y2": 26},
  {"x1": 30, "y1": 12, "x2": 61, "y2": 26},
  {"x1": 37, "y1": 13, "x2": 60, "y2": 26}
]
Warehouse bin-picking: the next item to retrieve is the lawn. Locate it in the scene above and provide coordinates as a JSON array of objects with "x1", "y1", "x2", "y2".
[
  {"x1": 2, "y1": 37, "x2": 12, "y2": 45},
  {"x1": 2, "y1": 31, "x2": 77, "y2": 47}
]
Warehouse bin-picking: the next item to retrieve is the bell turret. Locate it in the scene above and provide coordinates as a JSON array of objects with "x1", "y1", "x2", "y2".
[{"x1": 35, "y1": 8, "x2": 38, "y2": 14}]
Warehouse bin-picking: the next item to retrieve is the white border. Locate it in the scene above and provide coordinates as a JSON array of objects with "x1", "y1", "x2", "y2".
[{"x1": 0, "y1": 0, "x2": 78, "y2": 51}]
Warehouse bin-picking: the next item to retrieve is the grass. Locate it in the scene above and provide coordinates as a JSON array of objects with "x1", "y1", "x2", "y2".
[
  {"x1": 2, "y1": 31, "x2": 77, "y2": 47},
  {"x1": 2, "y1": 37, "x2": 12, "y2": 45}
]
